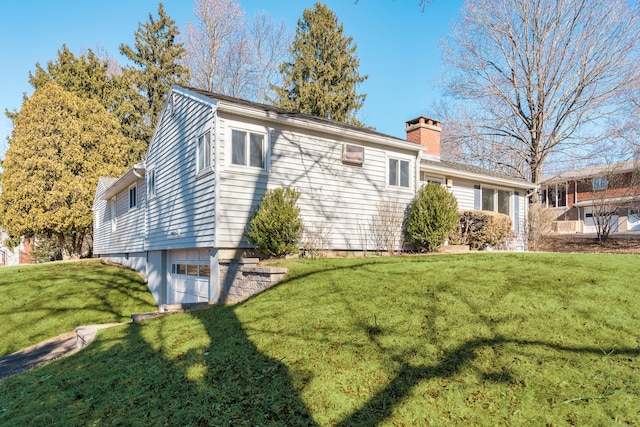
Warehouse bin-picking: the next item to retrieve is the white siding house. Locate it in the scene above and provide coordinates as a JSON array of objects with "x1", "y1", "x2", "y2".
[{"x1": 94, "y1": 86, "x2": 536, "y2": 306}]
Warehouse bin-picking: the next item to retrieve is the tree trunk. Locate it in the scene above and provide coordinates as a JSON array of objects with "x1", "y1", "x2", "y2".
[{"x1": 57, "y1": 233, "x2": 71, "y2": 260}]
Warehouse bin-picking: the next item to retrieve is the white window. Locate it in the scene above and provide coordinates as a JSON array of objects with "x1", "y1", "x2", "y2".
[
  {"x1": 481, "y1": 187, "x2": 511, "y2": 215},
  {"x1": 197, "y1": 131, "x2": 211, "y2": 172},
  {"x1": 389, "y1": 158, "x2": 410, "y2": 188},
  {"x1": 129, "y1": 184, "x2": 137, "y2": 210},
  {"x1": 231, "y1": 129, "x2": 265, "y2": 168},
  {"x1": 593, "y1": 176, "x2": 606, "y2": 191},
  {"x1": 171, "y1": 263, "x2": 211, "y2": 277},
  {"x1": 420, "y1": 172, "x2": 444, "y2": 185},
  {"x1": 343, "y1": 143, "x2": 365, "y2": 165},
  {"x1": 110, "y1": 197, "x2": 117, "y2": 231},
  {"x1": 147, "y1": 169, "x2": 156, "y2": 199}
]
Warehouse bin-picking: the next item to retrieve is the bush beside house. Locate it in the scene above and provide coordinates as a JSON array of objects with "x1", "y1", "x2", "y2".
[
  {"x1": 453, "y1": 210, "x2": 512, "y2": 249},
  {"x1": 405, "y1": 183, "x2": 459, "y2": 252},
  {"x1": 244, "y1": 188, "x2": 303, "y2": 258}
]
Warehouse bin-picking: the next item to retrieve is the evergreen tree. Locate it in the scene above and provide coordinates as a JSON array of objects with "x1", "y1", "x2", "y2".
[
  {"x1": 0, "y1": 83, "x2": 130, "y2": 260},
  {"x1": 244, "y1": 188, "x2": 303, "y2": 257},
  {"x1": 120, "y1": 2, "x2": 189, "y2": 140},
  {"x1": 271, "y1": 2, "x2": 367, "y2": 126},
  {"x1": 405, "y1": 183, "x2": 459, "y2": 252},
  {"x1": 28, "y1": 45, "x2": 147, "y2": 163}
]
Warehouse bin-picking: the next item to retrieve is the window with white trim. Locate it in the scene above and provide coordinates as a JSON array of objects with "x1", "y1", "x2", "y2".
[
  {"x1": 231, "y1": 129, "x2": 265, "y2": 169},
  {"x1": 197, "y1": 131, "x2": 211, "y2": 172},
  {"x1": 147, "y1": 169, "x2": 156, "y2": 199},
  {"x1": 480, "y1": 186, "x2": 511, "y2": 215},
  {"x1": 389, "y1": 158, "x2": 410, "y2": 188},
  {"x1": 110, "y1": 197, "x2": 117, "y2": 231},
  {"x1": 171, "y1": 263, "x2": 211, "y2": 277},
  {"x1": 128, "y1": 184, "x2": 137, "y2": 210},
  {"x1": 548, "y1": 183, "x2": 566, "y2": 208},
  {"x1": 420, "y1": 171, "x2": 444, "y2": 185},
  {"x1": 593, "y1": 176, "x2": 606, "y2": 191}
]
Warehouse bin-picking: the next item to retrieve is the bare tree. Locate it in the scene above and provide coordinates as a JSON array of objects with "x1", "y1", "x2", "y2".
[
  {"x1": 527, "y1": 202, "x2": 556, "y2": 251},
  {"x1": 182, "y1": 0, "x2": 289, "y2": 102},
  {"x1": 250, "y1": 12, "x2": 290, "y2": 102},
  {"x1": 440, "y1": 0, "x2": 640, "y2": 188},
  {"x1": 302, "y1": 221, "x2": 333, "y2": 259},
  {"x1": 585, "y1": 161, "x2": 640, "y2": 242},
  {"x1": 183, "y1": 0, "x2": 245, "y2": 93},
  {"x1": 371, "y1": 199, "x2": 406, "y2": 255}
]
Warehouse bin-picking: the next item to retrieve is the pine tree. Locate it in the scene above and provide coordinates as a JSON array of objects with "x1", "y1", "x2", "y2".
[
  {"x1": 271, "y1": 2, "x2": 367, "y2": 126},
  {"x1": 27, "y1": 45, "x2": 147, "y2": 163},
  {"x1": 120, "y1": 2, "x2": 189, "y2": 140},
  {"x1": 0, "y1": 83, "x2": 130, "y2": 259}
]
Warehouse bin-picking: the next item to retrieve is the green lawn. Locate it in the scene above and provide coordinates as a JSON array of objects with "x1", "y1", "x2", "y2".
[
  {"x1": 0, "y1": 260, "x2": 158, "y2": 356},
  {"x1": 1, "y1": 253, "x2": 639, "y2": 425}
]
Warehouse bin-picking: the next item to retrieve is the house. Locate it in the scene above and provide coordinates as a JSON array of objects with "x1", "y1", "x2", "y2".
[
  {"x1": 0, "y1": 229, "x2": 34, "y2": 267},
  {"x1": 93, "y1": 86, "x2": 536, "y2": 307},
  {"x1": 541, "y1": 160, "x2": 640, "y2": 233}
]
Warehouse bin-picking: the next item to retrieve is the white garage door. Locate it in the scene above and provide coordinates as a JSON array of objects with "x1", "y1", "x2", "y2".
[
  {"x1": 628, "y1": 207, "x2": 640, "y2": 231},
  {"x1": 169, "y1": 249, "x2": 211, "y2": 304},
  {"x1": 584, "y1": 208, "x2": 618, "y2": 234}
]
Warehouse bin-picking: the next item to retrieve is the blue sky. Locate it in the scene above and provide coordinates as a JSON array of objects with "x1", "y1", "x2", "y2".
[{"x1": 0, "y1": 0, "x2": 464, "y2": 159}]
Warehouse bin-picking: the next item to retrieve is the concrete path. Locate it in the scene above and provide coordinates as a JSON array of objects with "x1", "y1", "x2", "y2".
[{"x1": 0, "y1": 323, "x2": 124, "y2": 380}]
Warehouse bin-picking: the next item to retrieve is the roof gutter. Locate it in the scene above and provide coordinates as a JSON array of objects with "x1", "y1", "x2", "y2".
[
  {"x1": 101, "y1": 162, "x2": 146, "y2": 200},
  {"x1": 421, "y1": 162, "x2": 537, "y2": 189},
  {"x1": 217, "y1": 101, "x2": 423, "y2": 154}
]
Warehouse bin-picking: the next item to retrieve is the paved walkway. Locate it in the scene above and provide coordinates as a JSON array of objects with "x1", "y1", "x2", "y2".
[{"x1": 0, "y1": 323, "x2": 124, "y2": 380}]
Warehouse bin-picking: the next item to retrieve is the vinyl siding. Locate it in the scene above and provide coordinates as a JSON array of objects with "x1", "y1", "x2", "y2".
[
  {"x1": 451, "y1": 179, "x2": 529, "y2": 235},
  {"x1": 96, "y1": 180, "x2": 146, "y2": 254},
  {"x1": 216, "y1": 114, "x2": 419, "y2": 250},
  {"x1": 449, "y1": 179, "x2": 476, "y2": 210},
  {"x1": 93, "y1": 180, "x2": 109, "y2": 255},
  {"x1": 145, "y1": 90, "x2": 216, "y2": 251}
]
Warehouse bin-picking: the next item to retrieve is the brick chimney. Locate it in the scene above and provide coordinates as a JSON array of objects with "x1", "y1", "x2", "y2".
[{"x1": 405, "y1": 116, "x2": 441, "y2": 157}]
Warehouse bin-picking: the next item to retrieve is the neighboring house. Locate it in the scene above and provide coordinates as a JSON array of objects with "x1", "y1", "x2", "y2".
[
  {"x1": 0, "y1": 229, "x2": 33, "y2": 267},
  {"x1": 541, "y1": 160, "x2": 640, "y2": 233},
  {"x1": 93, "y1": 86, "x2": 536, "y2": 306}
]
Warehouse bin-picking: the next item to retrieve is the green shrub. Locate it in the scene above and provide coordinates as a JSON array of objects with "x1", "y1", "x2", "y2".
[
  {"x1": 244, "y1": 188, "x2": 303, "y2": 258},
  {"x1": 455, "y1": 210, "x2": 512, "y2": 249},
  {"x1": 405, "y1": 183, "x2": 459, "y2": 252}
]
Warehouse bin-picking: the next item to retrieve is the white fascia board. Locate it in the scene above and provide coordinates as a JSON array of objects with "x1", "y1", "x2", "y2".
[
  {"x1": 422, "y1": 163, "x2": 537, "y2": 190},
  {"x1": 101, "y1": 163, "x2": 146, "y2": 200},
  {"x1": 217, "y1": 101, "x2": 424, "y2": 154},
  {"x1": 573, "y1": 195, "x2": 640, "y2": 208},
  {"x1": 173, "y1": 86, "x2": 219, "y2": 108},
  {"x1": 145, "y1": 86, "x2": 219, "y2": 160}
]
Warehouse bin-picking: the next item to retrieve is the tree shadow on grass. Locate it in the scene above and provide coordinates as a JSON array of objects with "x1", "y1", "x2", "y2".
[
  {"x1": 0, "y1": 304, "x2": 317, "y2": 426},
  {"x1": 1, "y1": 302, "x2": 639, "y2": 425},
  {"x1": 336, "y1": 335, "x2": 640, "y2": 426}
]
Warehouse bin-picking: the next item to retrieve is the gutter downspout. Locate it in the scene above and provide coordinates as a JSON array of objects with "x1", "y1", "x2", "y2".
[{"x1": 415, "y1": 149, "x2": 424, "y2": 191}]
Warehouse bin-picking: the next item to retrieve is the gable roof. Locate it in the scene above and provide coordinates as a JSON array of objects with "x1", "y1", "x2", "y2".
[
  {"x1": 97, "y1": 164, "x2": 146, "y2": 201},
  {"x1": 422, "y1": 158, "x2": 536, "y2": 189},
  {"x1": 542, "y1": 160, "x2": 639, "y2": 185},
  {"x1": 134, "y1": 85, "x2": 538, "y2": 193},
  {"x1": 174, "y1": 86, "x2": 425, "y2": 153}
]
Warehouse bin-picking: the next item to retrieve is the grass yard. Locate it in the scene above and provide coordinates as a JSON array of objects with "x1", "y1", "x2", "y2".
[
  {"x1": 0, "y1": 253, "x2": 639, "y2": 425},
  {"x1": 0, "y1": 260, "x2": 158, "y2": 356}
]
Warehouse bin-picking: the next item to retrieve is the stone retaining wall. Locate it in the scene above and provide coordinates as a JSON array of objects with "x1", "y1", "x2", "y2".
[{"x1": 218, "y1": 258, "x2": 288, "y2": 304}]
